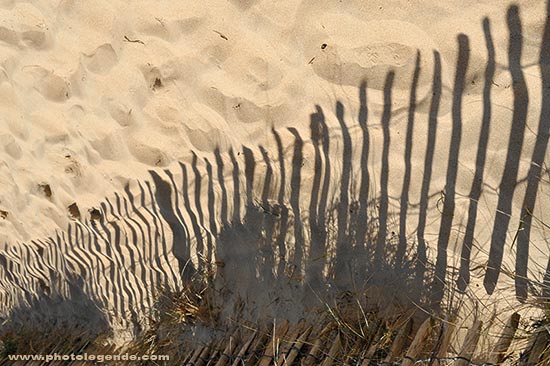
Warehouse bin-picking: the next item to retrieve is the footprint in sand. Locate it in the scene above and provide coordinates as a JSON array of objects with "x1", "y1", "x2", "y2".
[
  {"x1": 127, "y1": 138, "x2": 169, "y2": 167},
  {"x1": 24, "y1": 66, "x2": 71, "y2": 102},
  {"x1": 0, "y1": 26, "x2": 18, "y2": 46},
  {"x1": 105, "y1": 99, "x2": 134, "y2": 127},
  {"x1": 0, "y1": 4, "x2": 51, "y2": 49},
  {"x1": 0, "y1": 134, "x2": 22, "y2": 160},
  {"x1": 82, "y1": 43, "x2": 118, "y2": 75}
]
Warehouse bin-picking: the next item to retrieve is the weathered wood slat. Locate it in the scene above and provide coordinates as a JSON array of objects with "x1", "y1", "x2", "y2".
[
  {"x1": 188, "y1": 344, "x2": 205, "y2": 366},
  {"x1": 435, "y1": 318, "x2": 456, "y2": 358},
  {"x1": 205, "y1": 340, "x2": 222, "y2": 366},
  {"x1": 214, "y1": 330, "x2": 240, "y2": 366},
  {"x1": 206, "y1": 346, "x2": 221, "y2": 366},
  {"x1": 259, "y1": 320, "x2": 290, "y2": 366},
  {"x1": 429, "y1": 317, "x2": 456, "y2": 366},
  {"x1": 525, "y1": 328, "x2": 550, "y2": 365},
  {"x1": 385, "y1": 318, "x2": 413, "y2": 362},
  {"x1": 489, "y1": 312, "x2": 520, "y2": 364},
  {"x1": 320, "y1": 333, "x2": 342, "y2": 366},
  {"x1": 244, "y1": 328, "x2": 271, "y2": 366},
  {"x1": 197, "y1": 340, "x2": 215, "y2": 366},
  {"x1": 284, "y1": 325, "x2": 313, "y2": 366},
  {"x1": 182, "y1": 349, "x2": 193, "y2": 366},
  {"x1": 302, "y1": 324, "x2": 333, "y2": 366},
  {"x1": 363, "y1": 322, "x2": 385, "y2": 362},
  {"x1": 364, "y1": 319, "x2": 383, "y2": 351},
  {"x1": 231, "y1": 330, "x2": 257, "y2": 366},
  {"x1": 276, "y1": 320, "x2": 306, "y2": 366},
  {"x1": 402, "y1": 317, "x2": 433, "y2": 366},
  {"x1": 455, "y1": 319, "x2": 483, "y2": 366}
]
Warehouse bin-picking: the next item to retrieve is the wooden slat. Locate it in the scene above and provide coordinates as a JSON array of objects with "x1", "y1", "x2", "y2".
[
  {"x1": 455, "y1": 319, "x2": 483, "y2": 366},
  {"x1": 320, "y1": 333, "x2": 342, "y2": 366},
  {"x1": 366, "y1": 321, "x2": 388, "y2": 360},
  {"x1": 204, "y1": 339, "x2": 222, "y2": 366},
  {"x1": 259, "y1": 320, "x2": 290, "y2": 366},
  {"x1": 429, "y1": 317, "x2": 456, "y2": 366},
  {"x1": 526, "y1": 328, "x2": 550, "y2": 365},
  {"x1": 402, "y1": 317, "x2": 433, "y2": 366},
  {"x1": 489, "y1": 312, "x2": 520, "y2": 364},
  {"x1": 181, "y1": 349, "x2": 193, "y2": 366},
  {"x1": 284, "y1": 325, "x2": 313, "y2": 366},
  {"x1": 206, "y1": 351, "x2": 220, "y2": 366},
  {"x1": 231, "y1": 330, "x2": 257, "y2": 366},
  {"x1": 364, "y1": 319, "x2": 383, "y2": 351},
  {"x1": 302, "y1": 324, "x2": 333, "y2": 366},
  {"x1": 215, "y1": 330, "x2": 240, "y2": 366},
  {"x1": 385, "y1": 318, "x2": 413, "y2": 362},
  {"x1": 188, "y1": 344, "x2": 205, "y2": 366},
  {"x1": 276, "y1": 320, "x2": 306, "y2": 366},
  {"x1": 435, "y1": 318, "x2": 456, "y2": 358},
  {"x1": 197, "y1": 341, "x2": 215, "y2": 366},
  {"x1": 244, "y1": 328, "x2": 271, "y2": 366},
  {"x1": 518, "y1": 328, "x2": 540, "y2": 366}
]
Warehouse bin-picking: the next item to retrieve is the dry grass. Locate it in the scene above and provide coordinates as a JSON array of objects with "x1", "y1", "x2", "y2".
[{"x1": 123, "y1": 269, "x2": 218, "y2": 365}]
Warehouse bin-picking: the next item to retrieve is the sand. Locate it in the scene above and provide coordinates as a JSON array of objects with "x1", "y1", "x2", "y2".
[{"x1": 0, "y1": 0, "x2": 549, "y2": 349}]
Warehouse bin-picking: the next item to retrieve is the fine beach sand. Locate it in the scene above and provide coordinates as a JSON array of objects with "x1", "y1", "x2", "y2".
[{"x1": 0, "y1": 0, "x2": 549, "y2": 357}]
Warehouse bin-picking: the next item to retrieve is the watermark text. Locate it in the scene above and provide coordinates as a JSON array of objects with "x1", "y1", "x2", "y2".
[{"x1": 7, "y1": 353, "x2": 169, "y2": 363}]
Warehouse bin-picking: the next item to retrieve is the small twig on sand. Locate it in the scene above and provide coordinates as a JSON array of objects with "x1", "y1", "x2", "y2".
[
  {"x1": 123, "y1": 36, "x2": 145, "y2": 45},
  {"x1": 213, "y1": 30, "x2": 228, "y2": 40}
]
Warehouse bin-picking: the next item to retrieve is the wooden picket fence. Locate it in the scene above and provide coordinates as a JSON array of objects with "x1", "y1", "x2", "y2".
[{"x1": 180, "y1": 312, "x2": 550, "y2": 366}]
